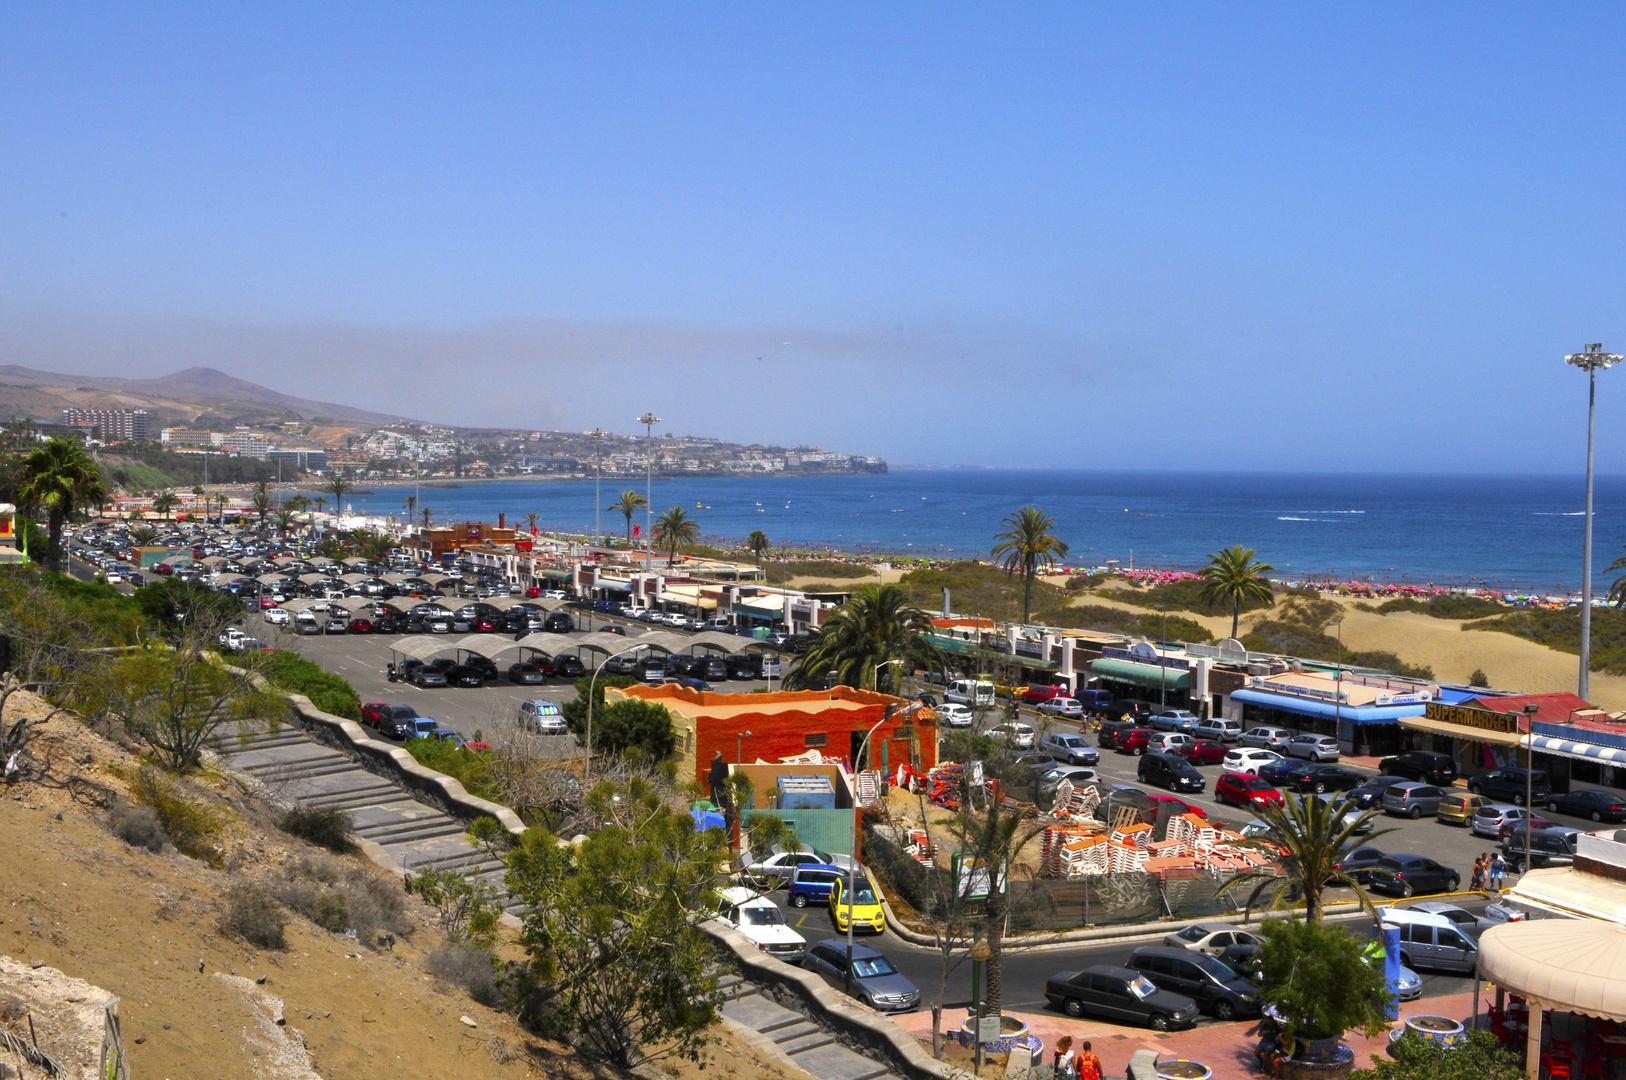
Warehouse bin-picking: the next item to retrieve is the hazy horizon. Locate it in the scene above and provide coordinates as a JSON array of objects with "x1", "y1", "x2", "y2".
[{"x1": 6, "y1": 7, "x2": 1626, "y2": 472}]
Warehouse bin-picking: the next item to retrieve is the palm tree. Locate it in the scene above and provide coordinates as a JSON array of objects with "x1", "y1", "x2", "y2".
[
  {"x1": 419, "y1": 506, "x2": 432, "y2": 529},
  {"x1": 785, "y1": 584, "x2": 947, "y2": 695},
  {"x1": 272, "y1": 506, "x2": 297, "y2": 535},
  {"x1": 1606, "y1": 544, "x2": 1626, "y2": 607},
  {"x1": 654, "y1": 506, "x2": 699, "y2": 566},
  {"x1": 250, "y1": 480, "x2": 273, "y2": 529},
  {"x1": 747, "y1": 530, "x2": 770, "y2": 576},
  {"x1": 212, "y1": 493, "x2": 229, "y2": 524},
  {"x1": 523, "y1": 511, "x2": 540, "y2": 536},
  {"x1": 15, "y1": 437, "x2": 108, "y2": 574},
  {"x1": 129, "y1": 525, "x2": 159, "y2": 547},
  {"x1": 1219, "y1": 793, "x2": 1393, "y2": 923},
  {"x1": 608, "y1": 489, "x2": 647, "y2": 548},
  {"x1": 314, "y1": 495, "x2": 328, "y2": 516},
  {"x1": 403, "y1": 493, "x2": 417, "y2": 524},
  {"x1": 325, "y1": 469, "x2": 352, "y2": 512},
  {"x1": 990, "y1": 505, "x2": 1069, "y2": 626},
  {"x1": 152, "y1": 491, "x2": 179, "y2": 521},
  {"x1": 190, "y1": 484, "x2": 204, "y2": 520},
  {"x1": 1199, "y1": 544, "x2": 1277, "y2": 639}
]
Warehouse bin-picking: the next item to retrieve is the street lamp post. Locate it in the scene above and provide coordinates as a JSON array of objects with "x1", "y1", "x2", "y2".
[
  {"x1": 1520, "y1": 702, "x2": 1540, "y2": 878},
  {"x1": 1156, "y1": 606, "x2": 1167, "y2": 707},
  {"x1": 584, "y1": 643, "x2": 651, "y2": 783},
  {"x1": 846, "y1": 701, "x2": 918, "y2": 995},
  {"x1": 637, "y1": 413, "x2": 661, "y2": 571},
  {"x1": 588, "y1": 427, "x2": 607, "y2": 543},
  {"x1": 1566, "y1": 344, "x2": 1620, "y2": 702},
  {"x1": 874, "y1": 657, "x2": 903, "y2": 695},
  {"x1": 737, "y1": 729, "x2": 753, "y2": 764}
]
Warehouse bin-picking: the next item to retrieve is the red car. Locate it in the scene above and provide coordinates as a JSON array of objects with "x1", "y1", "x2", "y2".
[
  {"x1": 1215, "y1": 772, "x2": 1285, "y2": 809},
  {"x1": 359, "y1": 702, "x2": 390, "y2": 728},
  {"x1": 259, "y1": 595, "x2": 279, "y2": 609},
  {"x1": 525, "y1": 586, "x2": 541, "y2": 598},
  {"x1": 1146, "y1": 794, "x2": 1210, "y2": 820},
  {"x1": 1178, "y1": 739, "x2": 1230, "y2": 766},
  {"x1": 1115, "y1": 728, "x2": 1154, "y2": 755},
  {"x1": 349, "y1": 618, "x2": 374, "y2": 633},
  {"x1": 1021, "y1": 683, "x2": 1070, "y2": 704}
]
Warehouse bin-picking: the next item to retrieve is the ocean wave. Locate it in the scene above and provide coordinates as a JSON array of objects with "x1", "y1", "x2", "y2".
[
  {"x1": 1278, "y1": 516, "x2": 1336, "y2": 522},
  {"x1": 1532, "y1": 512, "x2": 1586, "y2": 516}
]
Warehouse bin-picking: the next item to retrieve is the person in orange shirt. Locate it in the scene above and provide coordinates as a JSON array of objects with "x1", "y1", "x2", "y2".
[{"x1": 1075, "y1": 1040, "x2": 1103, "y2": 1080}]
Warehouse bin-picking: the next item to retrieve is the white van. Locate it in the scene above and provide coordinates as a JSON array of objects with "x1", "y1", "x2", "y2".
[{"x1": 946, "y1": 679, "x2": 997, "y2": 706}]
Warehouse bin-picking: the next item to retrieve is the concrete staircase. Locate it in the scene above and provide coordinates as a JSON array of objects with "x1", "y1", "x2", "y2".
[
  {"x1": 211, "y1": 724, "x2": 521, "y2": 913},
  {"x1": 715, "y1": 973, "x2": 902, "y2": 1080}
]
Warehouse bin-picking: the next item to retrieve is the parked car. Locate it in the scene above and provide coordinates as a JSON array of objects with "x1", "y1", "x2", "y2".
[
  {"x1": 358, "y1": 702, "x2": 391, "y2": 728},
  {"x1": 1332, "y1": 845, "x2": 1389, "y2": 885},
  {"x1": 1147, "y1": 733, "x2": 1197, "y2": 756},
  {"x1": 741, "y1": 845, "x2": 857, "y2": 888},
  {"x1": 1097, "y1": 719, "x2": 1139, "y2": 749},
  {"x1": 1547, "y1": 788, "x2": 1626, "y2": 822},
  {"x1": 1367, "y1": 854, "x2": 1460, "y2": 897},
  {"x1": 1011, "y1": 752, "x2": 1058, "y2": 774},
  {"x1": 786, "y1": 864, "x2": 847, "y2": 908},
  {"x1": 829, "y1": 874, "x2": 886, "y2": 934},
  {"x1": 1193, "y1": 718, "x2": 1243, "y2": 743},
  {"x1": 987, "y1": 722, "x2": 1035, "y2": 749},
  {"x1": 1471, "y1": 804, "x2": 1556, "y2": 840},
  {"x1": 1380, "y1": 907, "x2": 1478, "y2": 973},
  {"x1": 1115, "y1": 728, "x2": 1154, "y2": 755},
  {"x1": 1346, "y1": 776, "x2": 1405, "y2": 810},
  {"x1": 1239, "y1": 726, "x2": 1296, "y2": 750},
  {"x1": 552, "y1": 654, "x2": 587, "y2": 678},
  {"x1": 1137, "y1": 753, "x2": 1206, "y2": 794},
  {"x1": 1126, "y1": 947, "x2": 1259, "y2": 1020},
  {"x1": 1278, "y1": 763, "x2": 1363, "y2": 795},
  {"x1": 518, "y1": 699, "x2": 567, "y2": 734},
  {"x1": 1036, "y1": 697, "x2": 1084, "y2": 720},
  {"x1": 936, "y1": 703, "x2": 974, "y2": 728},
  {"x1": 1222, "y1": 748, "x2": 1284, "y2": 776},
  {"x1": 1502, "y1": 827, "x2": 1580, "y2": 872},
  {"x1": 1466, "y1": 767, "x2": 1551, "y2": 806},
  {"x1": 1214, "y1": 773, "x2": 1284, "y2": 809},
  {"x1": 264, "y1": 607, "x2": 290, "y2": 626},
  {"x1": 1284, "y1": 734, "x2": 1340, "y2": 762},
  {"x1": 1101, "y1": 699, "x2": 1160, "y2": 724},
  {"x1": 1178, "y1": 739, "x2": 1230, "y2": 766},
  {"x1": 1039, "y1": 766, "x2": 1100, "y2": 800},
  {"x1": 1163, "y1": 922, "x2": 1263, "y2": 957},
  {"x1": 713, "y1": 887, "x2": 805, "y2": 962},
  {"x1": 1436, "y1": 791, "x2": 1489, "y2": 826},
  {"x1": 381, "y1": 705, "x2": 425, "y2": 737},
  {"x1": 1021, "y1": 683, "x2": 1071, "y2": 704},
  {"x1": 1038, "y1": 733, "x2": 1099, "y2": 766},
  {"x1": 542, "y1": 612, "x2": 575, "y2": 633},
  {"x1": 1379, "y1": 751, "x2": 1459, "y2": 786},
  {"x1": 1403, "y1": 900, "x2": 1509, "y2": 939},
  {"x1": 1149, "y1": 709, "x2": 1200, "y2": 733},
  {"x1": 1382, "y1": 782, "x2": 1447, "y2": 819},
  {"x1": 1043, "y1": 965, "x2": 1200, "y2": 1031},
  {"x1": 801, "y1": 940, "x2": 920, "y2": 1013},
  {"x1": 408, "y1": 663, "x2": 448, "y2": 688}
]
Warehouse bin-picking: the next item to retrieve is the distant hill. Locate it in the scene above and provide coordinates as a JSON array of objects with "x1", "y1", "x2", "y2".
[{"x1": 0, "y1": 365, "x2": 404, "y2": 429}]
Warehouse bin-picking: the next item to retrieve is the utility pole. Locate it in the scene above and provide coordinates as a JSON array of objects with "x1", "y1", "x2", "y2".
[
  {"x1": 637, "y1": 413, "x2": 660, "y2": 571},
  {"x1": 588, "y1": 427, "x2": 606, "y2": 542},
  {"x1": 1565, "y1": 344, "x2": 1619, "y2": 702}
]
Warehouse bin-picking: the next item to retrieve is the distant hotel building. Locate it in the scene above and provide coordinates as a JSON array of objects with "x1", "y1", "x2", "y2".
[
  {"x1": 160, "y1": 428, "x2": 214, "y2": 448},
  {"x1": 61, "y1": 408, "x2": 148, "y2": 441}
]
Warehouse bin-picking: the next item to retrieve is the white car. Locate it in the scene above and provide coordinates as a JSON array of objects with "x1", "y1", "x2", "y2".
[
  {"x1": 714, "y1": 887, "x2": 806, "y2": 962},
  {"x1": 936, "y1": 703, "x2": 975, "y2": 727},
  {"x1": 988, "y1": 722, "x2": 1035, "y2": 749},
  {"x1": 264, "y1": 608, "x2": 291, "y2": 626},
  {"x1": 1036, "y1": 697, "x2": 1084, "y2": 720},
  {"x1": 1148, "y1": 733, "x2": 1196, "y2": 755},
  {"x1": 1223, "y1": 748, "x2": 1283, "y2": 775},
  {"x1": 1163, "y1": 922, "x2": 1263, "y2": 957}
]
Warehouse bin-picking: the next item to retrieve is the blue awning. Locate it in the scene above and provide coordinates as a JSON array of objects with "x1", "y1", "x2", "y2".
[
  {"x1": 1527, "y1": 734, "x2": 1626, "y2": 765},
  {"x1": 1230, "y1": 688, "x2": 1426, "y2": 724}
]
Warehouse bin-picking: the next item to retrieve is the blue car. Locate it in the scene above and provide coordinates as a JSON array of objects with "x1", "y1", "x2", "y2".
[
  {"x1": 1257, "y1": 758, "x2": 1299, "y2": 786},
  {"x1": 786, "y1": 863, "x2": 848, "y2": 908}
]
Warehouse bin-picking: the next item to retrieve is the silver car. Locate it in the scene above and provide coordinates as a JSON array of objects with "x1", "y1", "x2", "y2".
[
  {"x1": 1471, "y1": 803, "x2": 1532, "y2": 840},
  {"x1": 1038, "y1": 733, "x2": 1100, "y2": 766},
  {"x1": 1039, "y1": 765, "x2": 1100, "y2": 799},
  {"x1": 1284, "y1": 734, "x2": 1340, "y2": 762},
  {"x1": 1037, "y1": 697, "x2": 1084, "y2": 720},
  {"x1": 1239, "y1": 726, "x2": 1295, "y2": 750},
  {"x1": 1381, "y1": 781, "x2": 1445, "y2": 818}
]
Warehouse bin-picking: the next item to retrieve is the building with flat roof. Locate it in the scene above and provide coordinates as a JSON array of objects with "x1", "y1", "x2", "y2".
[{"x1": 62, "y1": 408, "x2": 148, "y2": 441}]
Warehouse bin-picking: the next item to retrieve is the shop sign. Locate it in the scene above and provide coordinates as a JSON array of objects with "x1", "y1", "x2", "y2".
[
  {"x1": 1423, "y1": 702, "x2": 1521, "y2": 733},
  {"x1": 1373, "y1": 692, "x2": 1431, "y2": 706}
]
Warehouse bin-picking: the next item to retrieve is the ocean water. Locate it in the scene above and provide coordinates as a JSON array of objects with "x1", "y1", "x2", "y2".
[{"x1": 343, "y1": 470, "x2": 1626, "y2": 592}]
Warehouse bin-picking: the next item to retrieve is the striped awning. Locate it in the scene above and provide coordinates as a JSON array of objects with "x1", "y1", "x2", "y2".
[{"x1": 1526, "y1": 734, "x2": 1626, "y2": 766}]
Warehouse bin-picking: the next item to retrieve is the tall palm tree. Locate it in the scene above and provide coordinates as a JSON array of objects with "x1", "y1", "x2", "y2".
[
  {"x1": 419, "y1": 506, "x2": 432, "y2": 528},
  {"x1": 1606, "y1": 544, "x2": 1626, "y2": 607},
  {"x1": 212, "y1": 493, "x2": 228, "y2": 523},
  {"x1": 747, "y1": 530, "x2": 770, "y2": 576},
  {"x1": 15, "y1": 437, "x2": 108, "y2": 574},
  {"x1": 609, "y1": 489, "x2": 647, "y2": 548},
  {"x1": 272, "y1": 506, "x2": 297, "y2": 535},
  {"x1": 654, "y1": 506, "x2": 699, "y2": 566},
  {"x1": 1199, "y1": 544, "x2": 1277, "y2": 639},
  {"x1": 190, "y1": 484, "x2": 205, "y2": 520},
  {"x1": 250, "y1": 480, "x2": 274, "y2": 529},
  {"x1": 152, "y1": 491, "x2": 179, "y2": 520},
  {"x1": 1219, "y1": 793, "x2": 1393, "y2": 923},
  {"x1": 990, "y1": 505, "x2": 1069, "y2": 626},
  {"x1": 129, "y1": 525, "x2": 159, "y2": 547},
  {"x1": 523, "y1": 511, "x2": 540, "y2": 536},
  {"x1": 785, "y1": 584, "x2": 947, "y2": 695},
  {"x1": 325, "y1": 469, "x2": 352, "y2": 512},
  {"x1": 403, "y1": 493, "x2": 417, "y2": 524}
]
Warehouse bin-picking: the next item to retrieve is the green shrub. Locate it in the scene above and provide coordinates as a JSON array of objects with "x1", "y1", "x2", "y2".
[
  {"x1": 220, "y1": 883, "x2": 287, "y2": 950},
  {"x1": 259, "y1": 650, "x2": 361, "y2": 719},
  {"x1": 130, "y1": 767, "x2": 223, "y2": 864},
  {"x1": 590, "y1": 698, "x2": 677, "y2": 761},
  {"x1": 764, "y1": 560, "x2": 876, "y2": 584},
  {"x1": 1464, "y1": 606, "x2": 1626, "y2": 675},
  {"x1": 270, "y1": 853, "x2": 414, "y2": 947},
  {"x1": 1377, "y1": 595, "x2": 1508, "y2": 620},
  {"x1": 559, "y1": 675, "x2": 639, "y2": 732},
  {"x1": 401, "y1": 736, "x2": 492, "y2": 797},
  {"x1": 1033, "y1": 604, "x2": 1216, "y2": 644},
  {"x1": 1469, "y1": 669, "x2": 1490, "y2": 688},
  {"x1": 279, "y1": 806, "x2": 354, "y2": 853},
  {"x1": 1098, "y1": 576, "x2": 1278, "y2": 617}
]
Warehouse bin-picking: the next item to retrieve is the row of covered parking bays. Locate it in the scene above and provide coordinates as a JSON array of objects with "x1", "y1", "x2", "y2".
[{"x1": 382, "y1": 628, "x2": 787, "y2": 681}]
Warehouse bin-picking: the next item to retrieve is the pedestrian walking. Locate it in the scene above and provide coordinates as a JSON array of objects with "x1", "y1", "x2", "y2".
[
  {"x1": 1471, "y1": 853, "x2": 1486, "y2": 891},
  {"x1": 1490, "y1": 852, "x2": 1507, "y2": 891},
  {"x1": 1075, "y1": 1040, "x2": 1103, "y2": 1080},
  {"x1": 1052, "y1": 1035, "x2": 1075, "y2": 1079}
]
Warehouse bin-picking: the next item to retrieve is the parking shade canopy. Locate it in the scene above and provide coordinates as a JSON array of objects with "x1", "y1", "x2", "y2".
[{"x1": 1478, "y1": 918, "x2": 1626, "y2": 1022}]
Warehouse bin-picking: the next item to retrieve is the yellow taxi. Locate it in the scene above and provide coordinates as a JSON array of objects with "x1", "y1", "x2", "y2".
[{"x1": 829, "y1": 872, "x2": 886, "y2": 934}]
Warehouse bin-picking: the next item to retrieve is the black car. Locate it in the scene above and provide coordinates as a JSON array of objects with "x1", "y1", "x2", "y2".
[
  {"x1": 379, "y1": 704, "x2": 421, "y2": 739},
  {"x1": 543, "y1": 612, "x2": 575, "y2": 633},
  {"x1": 1367, "y1": 854, "x2": 1460, "y2": 898},
  {"x1": 552, "y1": 653, "x2": 587, "y2": 678},
  {"x1": 1346, "y1": 776, "x2": 1405, "y2": 810},
  {"x1": 461, "y1": 654, "x2": 499, "y2": 680},
  {"x1": 1331, "y1": 845, "x2": 1388, "y2": 885},
  {"x1": 444, "y1": 665, "x2": 485, "y2": 688},
  {"x1": 507, "y1": 662, "x2": 548, "y2": 685},
  {"x1": 1043, "y1": 965, "x2": 1200, "y2": 1031},
  {"x1": 697, "y1": 656, "x2": 729, "y2": 680},
  {"x1": 1100, "y1": 700, "x2": 1160, "y2": 724},
  {"x1": 1466, "y1": 767, "x2": 1551, "y2": 806},
  {"x1": 1126, "y1": 947, "x2": 1259, "y2": 1020},
  {"x1": 1546, "y1": 788, "x2": 1626, "y2": 823},
  {"x1": 1137, "y1": 753, "x2": 1206, "y2": 794},
  {"x1": 668, "y1": 655, "x2": 704, "y2": 677},
  {"x1": 1097, "y1": 719, "x2": 1139, "y2": 749},
  {"x1": 1379, "y1": 751, "x2": 1458, "y2": 786},
  {"x1": 373, "y1": 615, "x2": 400, "y2": 634},
  {"x1": 1502, "y1": 827, "x2": 1580, "y2": 872},
  {"x1": 1278, "y1": 763, "x2": 1363, "y2": 794}
]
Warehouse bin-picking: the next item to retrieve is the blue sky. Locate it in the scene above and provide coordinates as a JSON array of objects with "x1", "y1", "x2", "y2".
[{"x1": 4, "y1": 5, "x2": 1626, "y2": 470}]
